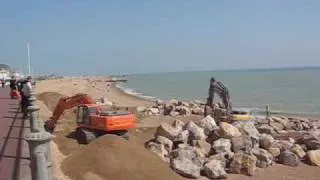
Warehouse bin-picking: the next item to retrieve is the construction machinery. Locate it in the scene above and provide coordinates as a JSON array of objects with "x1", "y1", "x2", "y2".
[{"x1": 44, "y1": 93, "x2": 136, "y2": 144}]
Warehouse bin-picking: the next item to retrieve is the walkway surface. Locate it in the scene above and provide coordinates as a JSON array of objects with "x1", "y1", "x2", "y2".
[{"x1": 0, "y1": 87, "x2": 31, "y2": 180}]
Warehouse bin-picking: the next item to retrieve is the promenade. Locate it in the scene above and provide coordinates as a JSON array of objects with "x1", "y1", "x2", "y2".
[{"x1": 0, "y1": 87, "x2": 31, "y2": 180}]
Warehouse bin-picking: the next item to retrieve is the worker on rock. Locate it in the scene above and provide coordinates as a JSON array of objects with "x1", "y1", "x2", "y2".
[
  {"x1": 207, "y1": 77, "x2": 232, "y2": 115},
  {"x1": 21, "y1": 76, "x2": 33, "y2": 119}
]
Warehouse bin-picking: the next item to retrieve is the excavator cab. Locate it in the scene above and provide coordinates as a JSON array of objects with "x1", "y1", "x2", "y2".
[{"x1": 76, "y1": 105, "x2": 96, "y2": 125}]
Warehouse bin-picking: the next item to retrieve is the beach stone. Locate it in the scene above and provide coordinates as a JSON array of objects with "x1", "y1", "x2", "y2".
[
  {"x1": 155, "y1": 123, "x2": 181, "y2": 141},
  {"x1": 218, "y1": 122, "x2": 242, "y2": 139},
  {"x1": 155, "y1": 136, "x2": 173, "y2": 152},
  {"x1": 270, "y1": 121, "x2": 285, "y2": 131},
  {"x1": 179, "y1": 106, "x2": 191, "y2": 116},
  {"x1": 170, "y1": 146, "x2": 197, "y2": 160},
  {"x1": 203, "y1": 159, "x2": 227, "y2": 179},
  {"x1": 184, "y1": 121, "x2": 206, "y2": 140},
  {"x1": 196, "y1": 115, "x2": 218, "y2": 135},
  {"x1": 290, "y1": 144, "x2": 306, "y2": 159},
  {"x1": 231, "y1": 135, "x2": 253, "y2": 153},
  {"x1": 194, "y1": 139, "x2": 211, "y2": 157},
  {"x1": 306, "y1": 150, "x2": 320, "y2": 166},
  {"x1": 229, "y1": 152, "x2": 257, "y2": 176},
  {"x1": 148, "y1": 108, "x2": 160, "y2": 114},
  {"x1": 235, "y1": 121, "x2": 260, "y2": 142},
  {"x1": 252, "y1": 148, "x2": 273, "y2": 168},
  {"x1": 272, "y1": 140, "x2": 294, "y2": 152},
  {"x1": 302, "y1": 133, "x2": 320, "y2": 150},
  {"x1": 206, "y1": 153, "x2": 228, "y2": 167},
  {"x1": 156, "y1": 99, "x2": 164, "y2": 106},
  {"x1": 259, "y1": 134, "x2": 274, "y2": 150},
  {"x1": 145, "y1": 141, "x2": 169, "y2": 162},
  {"x1": 136, "y1": 106, "x2": 147, "y2": 112},
  {"x1": 191, "y1": 107, "x2": 204, "y2": 115},
  {"x1": 170, "y1": 111, "x2": 180, "y2": 117},
  {"x1": 163, "y1": 104, "x2": 174, "y2": 115},
  {"x1": 175, "y1": 130, "x2": 189, "y2": 143},
  {"x1": 172, "y1": 119, "x2": 185, "y2": 131},
  {"x1": 268, "y1": 147, "x2": 281, "y2": 158},
  {"x1": 272, "y1": 116, "x2": 289, "y2": 128},
  {"x1": 170, "y1": 158, "x2": 201, "y2": 178},
  {"x1": 212, "y1": 138, "x2": 233, "y2": 157},
  {"x1": 257, "y1": 124, "x2": 275, "y2": 135},
  {"x1": 169, "y1": 99, "x2": 179, "y2": 106},
  {"x1": 278, "y1": 150, "x2": 299, "y2": 166}
]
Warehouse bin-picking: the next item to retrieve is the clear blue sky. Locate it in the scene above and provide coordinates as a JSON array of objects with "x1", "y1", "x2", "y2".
[{"x1": 0, "y1": 0, "x2": 319, "y2": 75}]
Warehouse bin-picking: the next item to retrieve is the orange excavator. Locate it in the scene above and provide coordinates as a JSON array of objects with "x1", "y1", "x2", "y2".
[{"x1": 44, "y1": 93, "x2": 136, "y2": 144}]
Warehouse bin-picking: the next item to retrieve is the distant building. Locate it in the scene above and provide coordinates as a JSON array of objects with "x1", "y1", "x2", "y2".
[{"x1": 0, "y1": 69, "x2": 10, "y2": 80}]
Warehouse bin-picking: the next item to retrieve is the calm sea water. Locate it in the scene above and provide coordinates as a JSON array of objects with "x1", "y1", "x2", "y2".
[{"x1": 118, "y1": 68, "x2": 320, "y2": 117}]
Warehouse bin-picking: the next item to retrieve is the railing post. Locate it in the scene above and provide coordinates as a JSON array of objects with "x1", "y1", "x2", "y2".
[
  {"x1": 25, "y1": 131, "x2": 52, "y2": 180},
  {"x1": 24, "y1": 89, "x2": 53, "y2": 180}
]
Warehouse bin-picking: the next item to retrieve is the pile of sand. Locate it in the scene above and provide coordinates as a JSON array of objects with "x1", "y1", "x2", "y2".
[
  {"x1": 37, "y1": 92, "x2": 68, "y2": 111},
  {"x1": 61, "y1": 134, "x2": 183, "y2": 180}
]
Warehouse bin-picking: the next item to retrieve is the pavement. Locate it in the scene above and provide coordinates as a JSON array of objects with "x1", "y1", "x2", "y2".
[{"x1": 0, "y1": 87, "x2": 31, "y2": 180}]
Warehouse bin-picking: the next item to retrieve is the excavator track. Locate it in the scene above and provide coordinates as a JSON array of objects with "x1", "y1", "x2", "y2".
[{"x1": 76, "y1": 128, "x2": 97, "y2": 144}]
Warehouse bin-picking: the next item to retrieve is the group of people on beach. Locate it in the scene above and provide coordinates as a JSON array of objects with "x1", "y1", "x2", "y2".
[{"x1": 9, "y1": 75, "x2": 34, "y2": 119}]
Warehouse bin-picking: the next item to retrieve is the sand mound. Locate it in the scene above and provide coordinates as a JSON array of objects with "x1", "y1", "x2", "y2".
[
  {"x1": 62, "y1": 134, "x2": 183, "y2": 180},
  {"x1": 37, "y1": 92, "x2": 67, "y2": 111}
]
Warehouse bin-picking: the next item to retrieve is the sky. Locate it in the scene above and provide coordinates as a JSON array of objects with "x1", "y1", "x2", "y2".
[{"x1": 0, "y1": 0, "x2": 319, "y2": 75}]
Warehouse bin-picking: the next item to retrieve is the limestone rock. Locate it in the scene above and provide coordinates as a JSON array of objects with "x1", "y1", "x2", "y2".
[
  {"x1": 257, "y1": 124, "x2": 275, "y2": 135},
  {"x1": 170, "y1": 158, "x2": 201, "y2": 178},
  {"x1": 231, "y1": 135, "x2": 253, "y2": 153},
  {"x1": 175, "y1": 130, "x2": 189, "y2": 144},
  {"x1": 192, "y1": 107, "x2": 204, "y2": 115},
  {"x1": 212, "y1": 138, "x2": 233, "y2": 157},
  {"x1": 268, "y1": 147, "x2": 281, "y2": 158},
  {"x1": 229, "y1": 152, "x2": 257, "y2": 176},
  {"x1": 184, "y1": 121, "x2": 206, "y2": 140},
  {"x1": 145, "y1": 141, "x2": 169, "y2": 162},
  {"x1": 136, "y1": 106, "x2": 147, "y2": 112},
  {"x1": 170, "y1": 146, "x2": 197, "y2": 160},
  {"x1": 196, "y1": 115, "x2": 218, "y2": 135},
  {"x1": 259, "y1": 134, "x2": 274, "y2": 150},
  {"x1": 155, "y1": 136, "x2": 173, "y2": 152},
  {"x1": 172, "y1": 119, "x2": 185, "y2": 131},
  {"x1": 278, "y1": 151, "x2": 299, "y2": 166},
  {"x1": 218, "y1": 122, "x2": 242, "y2": 139},
  {"x1": 290, "y1": 144, "x2": 306, "y2": 159},
  {"x1": 203, "y1": 159, "x2": 227, "y2": 179},
  {"x1": 194, "y1": 139, "x2": 211, "y2": 157},
  {"x1": 306, "y1": 150, "x2": 320, "y2": 166},
  {"x1": 155, "y1": 123, "x2": 181, "y2": 141},
  {"x1": 252, "y1": 148, "x2": 273, "y2": 168}
]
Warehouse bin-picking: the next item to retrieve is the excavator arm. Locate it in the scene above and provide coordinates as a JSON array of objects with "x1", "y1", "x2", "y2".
[{"x1": 44, "y1": 93, "x2": 95, "y2": 133}]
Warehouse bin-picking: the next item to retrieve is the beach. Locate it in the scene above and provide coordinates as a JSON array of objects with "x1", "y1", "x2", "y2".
[{"x1": 35, "y1": 76, "x2": 320, "y2": 180}]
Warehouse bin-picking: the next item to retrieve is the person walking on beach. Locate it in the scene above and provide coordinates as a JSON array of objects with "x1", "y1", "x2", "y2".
[
  {"x1": 21, "y1": 76, "x2": 33, "y2": 118},
  {"x1": 207, "y1": 77, "x2": 232, "y2": 114},
  {"x1": 9, "y1": 76, "x2": 17, "y2": 91}
]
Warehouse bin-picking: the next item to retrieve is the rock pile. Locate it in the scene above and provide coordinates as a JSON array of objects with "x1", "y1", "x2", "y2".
[
  {"x1": 137, "y1": 99, "x2": 205, "y2": 116},
  {"x1": 145, "y1": 115, "x2": 320, "y2": 179}
]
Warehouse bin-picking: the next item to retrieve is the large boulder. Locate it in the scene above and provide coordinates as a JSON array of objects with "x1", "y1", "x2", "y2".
[
  {"x1": 203, "y1": 159, "x2": 227, "y2": 179},
  {"x1": 212, "y1": 138, "x2": 233, "y2": 158},
  {"x1": 155, "y1": 123, "x2": 181, "y2": 141},
  {"x1": 290, "y1": 144, "x2": 306, "y2": 159},
  {"x1": 170, "y1": 158, "x2": 201, "y2": 178},
  {"x1": 259, "y1": 134, "x2": 275, "y2": 150},
  {"x1": 194, "y1": 139, "x2": 211, "y2": 157},
  {"x1": 170, "y1": 146, "x2": 197, "y2": 160},
  {"x1": 302, "y1": 133, "x2": 320, "y2": 150},
  {"x1": 175, "y1": 130, "x2": 190, "y2": 144},
  {"x1": 172, "y1": 119, "x2": 185, "y2": 132},
  {"x1": 257, "y1": 124, "x2": 275, "y2": 135},
  {"x1": 278, "y1": 150, "x2": 299, "y2": 166},
  {"x1": 234, "y1": 121, "x2": 260, "y2": 142},
  {"x1": 231, "y1": 135, "x2": 253, "y2": 153},
  {"x1": 184, "y1": 121, "x2": 206, "y2": 140},
  {"x1": 196, "y1": 115, "x2": 218, "y2": 135},
  {"x1": 252, "y1": 148, "x2": 273, "y2": 168},
  {"x1": 306, "y1": 150, "x2": 320, "y2": 166},
  {"x1": 218, "y1": 122, "x2": 242, "y2": 139},
  {"x1": 155, "y1": 136, "x2": 173, "y2": 152},
  {"x1": 229, "y1": 152, "x2": 257, "y2": 176},
  {"x1": 145, "y1": 141, "x2": 169, "y2": 162}
]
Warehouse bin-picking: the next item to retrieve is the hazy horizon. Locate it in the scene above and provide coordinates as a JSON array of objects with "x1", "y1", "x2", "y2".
[{"x1": 1, "y1": 1, "x2": 320, "y2": 75}]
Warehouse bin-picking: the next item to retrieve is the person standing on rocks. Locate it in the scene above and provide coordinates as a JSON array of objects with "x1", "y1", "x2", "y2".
[{"x1": 207, "y1": 77, "x2": 232, "y2": 115}]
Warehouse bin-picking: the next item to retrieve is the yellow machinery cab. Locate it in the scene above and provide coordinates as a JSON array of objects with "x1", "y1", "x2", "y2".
[{"x1": 230, "y1": 109, "x2": 253, "y2": 121}]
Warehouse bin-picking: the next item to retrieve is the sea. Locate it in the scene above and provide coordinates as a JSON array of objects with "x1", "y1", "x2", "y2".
[{"x1": 116, "y1": 67, "x2": 320, "y2": 117}]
